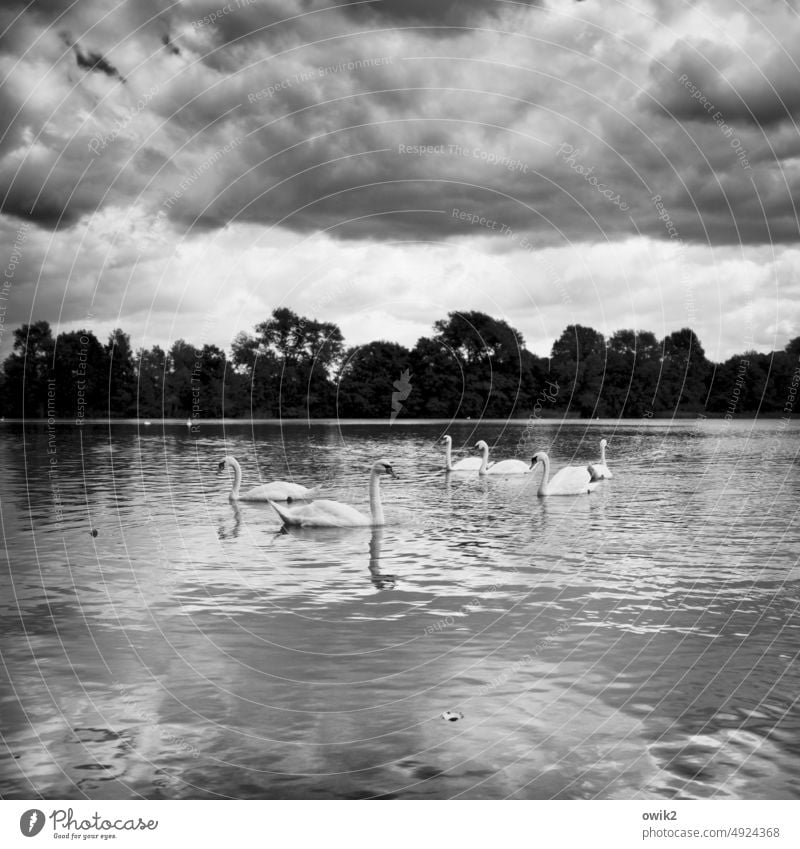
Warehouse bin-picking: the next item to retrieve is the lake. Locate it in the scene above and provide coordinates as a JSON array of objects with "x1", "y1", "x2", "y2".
[{"x1": 1, "y1": 418, "x2": 799, "y2": 800}]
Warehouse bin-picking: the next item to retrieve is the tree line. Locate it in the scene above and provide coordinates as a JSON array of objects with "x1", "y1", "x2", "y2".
[{"x1": 1, "y1": 308, "x2": 798, "y2": 420}]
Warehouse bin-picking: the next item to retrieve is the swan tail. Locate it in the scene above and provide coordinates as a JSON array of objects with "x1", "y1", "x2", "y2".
[
  {"x1": 305, "y1": 484, "x2": 323, "y2": 498},
  {"x1": 268, "y1": 499, "x2": 296, "y2": 526}
]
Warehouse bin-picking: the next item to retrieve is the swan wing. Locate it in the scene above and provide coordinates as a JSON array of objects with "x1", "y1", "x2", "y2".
[
  {"x1": 269, "y1": 498, "x2": 371, "y2": 528},
  {"x1": 588, "y1": 463, "x2": 612, "y2": 481},
  {"x1": 450, "y1": 457, "x2": 483, "y2": 471},
  {"x1": 548, "y1": 465, "x2": 594, "y2": 495},
  {"x1": 241, "y1": 481, "x2": 321, "y2": 501},
  {"x1": 488, "y1": 459, "x2": 530, "y2": 475}
]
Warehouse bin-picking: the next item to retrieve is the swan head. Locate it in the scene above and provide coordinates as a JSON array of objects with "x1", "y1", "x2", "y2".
[
  {"x1": 530, "y1": 451, "x2": 548, "y2": 469},
  {"x1": 475, "y1": 440, "x2": 489, "y2": 451},
  {"x1": 217, "y1": 456, "x2": 233, "y2": 473},
  {"x1": 372, "y1": 459, "x2": 398, "y2": 479},
  {"x1": 440, "y1": 435, "x2": 452, "y2": 445},
  {"x1": 600, "y1": 438, "x2": 608, "y2": 448}
]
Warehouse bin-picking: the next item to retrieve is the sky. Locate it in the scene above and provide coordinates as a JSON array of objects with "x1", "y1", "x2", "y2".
[{"x1": 1, "y1": 0, "x2": 799, "y2": 362}]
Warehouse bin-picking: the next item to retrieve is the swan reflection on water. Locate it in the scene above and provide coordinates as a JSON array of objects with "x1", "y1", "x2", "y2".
[
  {"x1": 218, "y1": 501, "x2": 243, "y2": 539},
  {"x1": 368, "y1": 527, "x2": 396, "y2": 590},
  {"x1": 260, "y1": 522, "x2": 398, "y2": 590}
]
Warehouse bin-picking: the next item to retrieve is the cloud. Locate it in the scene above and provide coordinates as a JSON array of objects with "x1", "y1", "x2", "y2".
[
  {"x1": 0, "y1": 0, "x2": 799, "y2": 361},
  {"x1": 70, "y1": 41, "x2": 126, "y2": 82},
  {"x1": 162, "y1": 34, "x2": 180, "y2": 56},
  {"x1": 0, "y1": 0, "x2": 798, "y2": 244},
  {"x1": 352, "y1": 0, "x2": 544, "y2": 26},
  {"x1": 1, "y1": 0, "x2": 797, "y2": 248},
  {"x1": 2, "y1": 211, "x2": 797, "y2": 366},
  {"x1": 647, "y1": 34, "x2": 800, "y2": 129}
]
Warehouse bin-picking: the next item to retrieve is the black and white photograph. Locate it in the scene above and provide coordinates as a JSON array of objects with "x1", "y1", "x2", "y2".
[{"x1": 0, "y1": 0, "x2": 799, "y2": 837}]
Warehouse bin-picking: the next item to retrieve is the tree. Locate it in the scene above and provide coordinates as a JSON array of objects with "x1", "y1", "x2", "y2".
[
  {"x1": 432, "y1": 311, "x2": 531, "y2": 416},
  {"x1": 1, "y1": 321, "x2": 55, "y2": 417},
  {"x1": 337, "y1": 341, "x2": 412, "y2": 417},
  {"x1": 655, "y1": 328, "x2": 710, "y2": 413},
  {"x1": 164, "y1": 340, "x2": 195, "y2": 417},
  {"x1": 230, "y1": 331, "x2": 277, "y2": 417},
  {"x1": 253, "y1": 308, "x2": 344, "y2": 417},
  {"x1": 406, "y1": 336, "x2": 464, "y2": 417},
  {"x1": 551, "y1": 324, "x2": 607, "y2": 417},
  {"x1": 52, "y1": 330, "x2": 106, "y2": 417},
  {"x1": 136, "y1": 345, "x2": 168, "y2": 418},
  {"x1": 194, "y1": 344, "x2": 227, "y2": 418},
  {"x1": 106, "y1": 328, "x2": 137, "y2": 416},
  {"x1": 602, "y1": 329, "x2": 660, "y2": 416},
  {"x1": 433, "y1": 311, "x2": 525, "y2": 365}
]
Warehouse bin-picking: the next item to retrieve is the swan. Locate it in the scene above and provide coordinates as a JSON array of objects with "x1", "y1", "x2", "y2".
[
  {"x1": 588, "y1": 438, "x2": 613, "y2": 480},
  {"x1": 476, "y1": 440, "x2": 530, "y2": 475},
  {"x1": 530, "y1": 451, "x2": 599, "y2": 496},
  {"x1": 218, "y1": 456, "x2": 321, "y2": 502},
  {"x1": 441, "y1": 435, "x2": 484, "y2": 471},
  {"x1": 268, "y1": 460, "x2": 397, "y2": 527}
]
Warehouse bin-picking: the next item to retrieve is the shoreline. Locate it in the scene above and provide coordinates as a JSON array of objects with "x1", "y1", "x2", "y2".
[{"x1": 0, "y1": 415, "x2": 794, "y2": 426}]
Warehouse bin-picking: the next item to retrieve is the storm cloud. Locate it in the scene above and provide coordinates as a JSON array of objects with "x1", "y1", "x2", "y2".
[
  {"x1": 0, "y1": 0, "x2": 798, "y2": 361},
  {"x1": 0, "y1": 0, "x2": 798, "y2": 245}
]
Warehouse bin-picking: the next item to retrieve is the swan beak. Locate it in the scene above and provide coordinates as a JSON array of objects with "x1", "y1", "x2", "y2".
[
  {"x1": 217, "y1": 461, "x2": 225, "y2": 472},
  {"x1": 389, "y1": 469, "x2": 398, "y2": 479}
]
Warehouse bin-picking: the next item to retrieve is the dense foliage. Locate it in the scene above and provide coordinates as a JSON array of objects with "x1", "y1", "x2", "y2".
[{"x1": 1, "y1": 309, "x2": 798, "y2": 420}]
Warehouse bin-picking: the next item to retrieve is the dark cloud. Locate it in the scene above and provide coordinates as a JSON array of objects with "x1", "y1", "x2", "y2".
[
  {"x1": 162, "y1": 34, "x2": 180, "y2": 56},
  {"x1": 72, "y1": 43, "x2": 126, "y2": 82},
  {"x1": 1, "y1": 0, "x2": 799, "y2": 250},
  {"x1": 647, "y1": 36, "x2": 800, "y2": 128},
  {"x1": 355, "y1": 0, "x2": 543, "y2": 26}
]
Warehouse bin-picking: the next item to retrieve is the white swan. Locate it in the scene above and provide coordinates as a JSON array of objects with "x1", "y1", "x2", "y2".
[
  {"x1": 476, "y1": 440, "x2": 530, "y2": 475},
  {"x1": 530, "y1": 451, "x2": 599, "y2": 496},
  {"x1": 588, "y1": 438, "x2": 613, "y2": 480},
  {"x1": 441, "y1": 435, "x2": 484, "y2": 471},
  {"x1": 218, "y1": 456, "x2": 321, "y2": 502},
  {"x1": 268, "y1": 460, "x2": 397, "y2": 527}
]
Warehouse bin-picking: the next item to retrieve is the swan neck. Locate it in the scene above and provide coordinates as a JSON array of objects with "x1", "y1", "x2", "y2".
[
  {"x1": 444, "y1": 440, "x2": 452, "y2": 471},
  {"x1": 538, "y1": 455, "x2": 550, "y2": 496},
  {"x1": 369, "y1": 469, "x2": 384, "y2": 525},
  {"x1": 479, "y1": 443, "x2": 489, "y2": 474},
  {"x1": 229, "y1": 458, "x2": 242, "y2": 498},
  {"x1": 601, "y1": 442, "x2": 607, "y2": 463}
]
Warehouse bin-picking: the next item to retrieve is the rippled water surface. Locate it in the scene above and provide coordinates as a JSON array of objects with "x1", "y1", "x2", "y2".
[{"x1": 1, "y1": 419, "x2": 799, "y2": 799}]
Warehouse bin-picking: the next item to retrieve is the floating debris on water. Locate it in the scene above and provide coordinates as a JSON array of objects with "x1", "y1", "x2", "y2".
[{"x1": 441, "y1": 710, "x2": 463, "y2": 722}]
